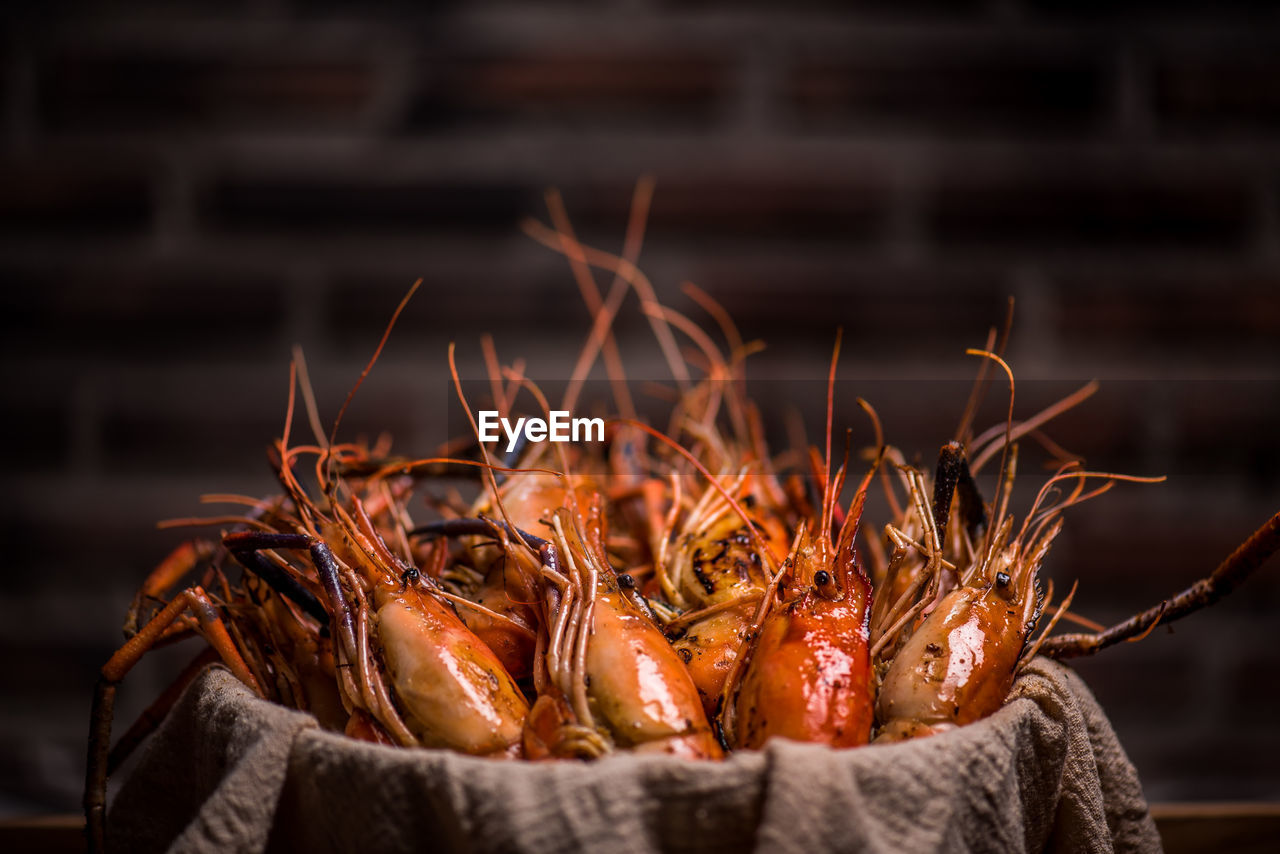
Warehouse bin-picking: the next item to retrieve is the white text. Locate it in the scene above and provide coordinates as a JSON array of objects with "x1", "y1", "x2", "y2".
[{"x1": 477, "y1": 410, "x2": 605, "y2": 453}]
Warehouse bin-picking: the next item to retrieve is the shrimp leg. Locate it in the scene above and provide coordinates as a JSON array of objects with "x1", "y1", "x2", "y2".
[
  {"x1": 224, "y1": 532, "x2": 330, "y2": 626},
  {"x1": 1042, "y1": 508, "x2": 1280, "y2": 659},
  {"x1": 86, "y1": 588, "x2": 264, "y2": 854},
  {"x1": 412, "y1": 517, "x2": 549, "y2": 550}
]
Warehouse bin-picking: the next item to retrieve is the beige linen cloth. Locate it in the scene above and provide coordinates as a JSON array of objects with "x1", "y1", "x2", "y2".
[{"x1": 106, "y1": 657, "x2": 1161, "y2": 853}]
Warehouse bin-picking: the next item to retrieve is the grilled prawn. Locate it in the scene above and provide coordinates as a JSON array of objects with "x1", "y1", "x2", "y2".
[
  {"x1": 728, "y1": 463, "x2": 879, "y2": 749},
  {"x1": 530, "y1": 501, "x2": 724, "y2": 759},
  {"x1": 721, "y1": 336, "x2": 883, "y2": 750},
  {"x1": 658, "y1": 477, "x2": 786, "y2": 715}
]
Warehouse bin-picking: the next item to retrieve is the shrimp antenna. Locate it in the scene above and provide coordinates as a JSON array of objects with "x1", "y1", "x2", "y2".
[
  {"x1": 836, "y1": 399, "x2": 885, "y2": 551},
  {"x1": 965, "y1": 348, "x2": 1015, "y2": 555},
  {"x1": 291, "y1": 345, "x2": 329, "y2": 449},
  {"x1": 325, "y1": 278, "x2": 422, "y2": 488},
  {"x1": 954, "y1": 327, "x2": 997, "y2": 445},
  {"x1": 1017, "y1": 468, "x2": 1166, "y2": 547},
  {"x1": 682, "y1": 281, "x2": 751, "y2": 445},
  {"x1": 954, "y1": 297, "x2": 1014, "y2": 444},
  {"x1": 522, "y1": 216, "x2": 691, "y2": 390},
  {"x1": 970, "y1": 380, "x2": 1099, "y2": 475},
  {"x1": 447, "y1": 343, "x2": 538, "y2": 563},
  {"x1": 821, "y1": 329, "x2": 843, "y2": 546},
  {"x1": 836, "y1": 434, "x2": 885, "y2": 557},
  {"x1": 546, "y1": 181, "x2": 648, "y2": 420},
  {"x1": 643, "y1": 301, "x2": 733, "y2": 431},
  {"x1": 277, "y1": 359, "x2": 322, "y2": 534},
  {"x1": 503, "y1": 368, "x2": 581, "y2": 522},
  {"x1": 480, "y1": 334, "x2": 509, "y2": 418},
  {"x1": 616, "y1": 418, "x2": 780, "y2": 574},
  {"x1": 682, "y1": 281, "x2": 745, "y2": 370}
]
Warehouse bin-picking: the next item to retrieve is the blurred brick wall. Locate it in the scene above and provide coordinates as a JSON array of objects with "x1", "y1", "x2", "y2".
[{"x1": 3, "y1": 2, "x2": 1280, "y2": 815}]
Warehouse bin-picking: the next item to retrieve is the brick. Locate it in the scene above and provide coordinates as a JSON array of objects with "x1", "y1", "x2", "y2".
[
  {"x1": 929, "y1": 170, "x2": 1253, "y2": 250},
  {"x1": 325, "y1": 266, "x2": 585, "y2": 350},
  {"x1": 1015, "y1": 376, "x2": 1280, "y2": 488},
  {"x1": 1047, "y1": 494, "x2": 1280, "y2": 606},
  {"x1": 0, "y1": 728, "x2": 86, "y2": 813},
  {"x1": 407, "y1": 50, "x2": 730, "y2": 129},
  {"x1": 1130, "y1": 731, "x2": 1280, "y2": 797},
  {"x1": 87, "y1": 367, "x2": 300, "y2": 477},
  {"x1": 1025, "y1": 0, "x2": 1279, "y2": 17},
  {"x1": 0, "y1": 399, "x2": 70, "y2": 474},
  {"x1": 99, "y1": 407, "x2": 291, "y2": 476},
  {"x1": 1230, "y1": 648, "x2": 1280, "y2": 711},
  {"x1": 0, "y1": 264, "x2": 286, "y2": 359},
  {"x1": 1153, "y1": 53, "x2": 1280, "y2": 132},
  {"x1": 6, "y1": 642, "x2": 122, "y2": 696},
  {"x1": 92, "y1": 360, "x2": 426, "y2": 476},
  {"x1": 947, "y1": 378, "x2": 1152, "y2": 473},
  {"x1": 787, "y1": 50, "x2": 1105, "y2": 131},
  {"x1": 0, "y1": 510, "x2": 201, "y2": 596},
  {"x1": 202, "y1": 172, "x2": 889, "y2": 244},
  {"x1": 1052, "y1": 272, "x2": 1280, "y2": 355},
  {"x1": 567, "y1": 175, "x2": 889, "y2": 243},
  {"x1": 670, "y1": 0, "x2": 984, "y2": 10},
  {"x1": 1068, "y1": 650, "x2": 1200, "y2": 727},
  {"x1": 684, "y1": 261, "x2": 1010, "y2": 357},
  {"x1": 1024, "y1": 0, "x2": 1280, "y2": 17},
  {"x1": 295, "y1": 379, "x2": 429, "y2": 452},
  {"x1": 0, "y1": 614, "x2": 204, "y2": 812},
  {"x1": 0, "y1": 158, "x2": 151, "y2": 236},
  {"x1": 1167, "y1": 381, "x2": 1280, "y2": 491},
  {"x1": 201, "y1": 175, "x2": 538, "y2": 235},
  {"x1": 42, "y1": 50, "x2": 376, "y2": 132},
  {"x1": 698, "y1": 377, "x2": 976, "y2": 477},
  {"x1": 1013, "y1": 379, "x2": 1212, "y2": 475}
]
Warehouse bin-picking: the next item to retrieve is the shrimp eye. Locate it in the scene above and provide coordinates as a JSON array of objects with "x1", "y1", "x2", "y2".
[
  {"x1": 617, "y1": 573, "x2": 635, "y2": 589},
  {"x1": 400, "y1": 567, "x2": 421, "y2": 589},
  {"x1": 814, "y1": 570, "x2": 832, "y2": 587},
  {"x1": 995, "y1": 572, "x2": 1010, "y2": 587}
]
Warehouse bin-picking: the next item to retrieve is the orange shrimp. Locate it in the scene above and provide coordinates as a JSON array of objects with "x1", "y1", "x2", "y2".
[
  {"x1": 248, "y1": 336, "x2": 532, "y2": 755},
  {"x1": 528, "y1": 500, "x2": 723, "y2": 759},
  {"x1": 458, "y1": 464, "x2": 600, "y2": 681},
  {"x1": 372, "y1": 573, "x2": 530, "y2": 754},
  {"x1": 873, "y1": 510, "x2": 1051, "y2": 742},
  {"x1": 872, "y1": 353, "x2": 1156, "y2": 743},
  {"x1": 728, "y1": 460, "x2": 880, "y2": 749},
  {"x1": 873, "y1": 450, "x2": 1170, "y2": 743},
  {"x1": 658, "y1": 475, "x2": 787, "y2": 716},
  {"x1": 234, "y1": 485, "x2": 533, "y2": 756},
  {"x1": 722, "y1": 333, "x2": 884, "y2": 749},
  {"x1": 244, "y1": 575, "x2": 347, "y2": 732},
  {"x1": 88, "y1": 491, "x2": 337, "y2": 852},
  {"x1": 87, "y1": 560, "x2": 268, "y2": 851}
]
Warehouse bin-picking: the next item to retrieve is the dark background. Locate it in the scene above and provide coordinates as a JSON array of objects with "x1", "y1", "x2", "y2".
[{"x1": 3, "y1": 2, "x2": 1280, "y2": 816}]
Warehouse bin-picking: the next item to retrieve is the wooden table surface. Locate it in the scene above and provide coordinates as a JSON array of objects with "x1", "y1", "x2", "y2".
[
  {"x1": 1150, "y1": 802, "x2": 1280, "y2": 854},
  {"x1": 3, "y1": 803, "x2": 1277, "y2": 852}
]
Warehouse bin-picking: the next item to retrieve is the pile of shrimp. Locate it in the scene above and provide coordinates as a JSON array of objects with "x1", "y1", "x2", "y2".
[{"x1": 87, "y1": 186, "x2": 1280, "y2": 850}]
